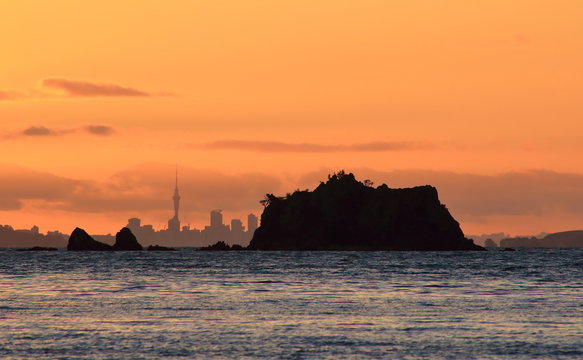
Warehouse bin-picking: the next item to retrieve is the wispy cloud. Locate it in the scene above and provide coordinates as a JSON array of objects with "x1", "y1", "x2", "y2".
[
  {"x1": 0, "y1": 78, "x2": 171, "y2": 101},
  {"x1": 0, "y1": 90, "x2": 24, "y2": 101},
  {"x1": 0, "y1": 164, "x2": 80, "y2": 211},
  {"x1": 85, "y1": 125, "x2": 115, "y2": 136},
  {"x1": 2, "y1": 124, "x2": 116, "y2": 140},
  {"x1": 22, "y1": 126, "x2": 58, "y2": 136},
  {"x1": 42, "y1": 78, "x2": 150, "y2": 97},
  {"x1": 0, "y1": 163, "x2": 282, "y2": 214},
  {"x1": 199, "y1": 140, "x2": 431, "y2": 153}
]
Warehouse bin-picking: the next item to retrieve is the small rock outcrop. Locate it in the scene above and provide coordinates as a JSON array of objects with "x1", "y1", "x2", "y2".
[
  {"x1": 199, "y1": 241, "x2": 244, "y2": 251},
  {"x1": 147, "y1": 245, "x2": 175, "y2": 251},
  {"x1": 248, "y1": 171, "x2": 485, "y2": 251},
  {"x1": 113, "y1": 227, "x2": 143, "y2": 251},
  {"x1": 67, "y1": 227, "x2": 113, "y2": 251},
  {"x1": 17, "y1": 247, "x2": 58, "y2": 252}
]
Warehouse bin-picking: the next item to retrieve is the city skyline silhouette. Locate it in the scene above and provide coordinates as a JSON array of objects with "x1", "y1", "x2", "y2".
[{"x1": 0, "y1": 168, "x2": 260, "y2": 247}]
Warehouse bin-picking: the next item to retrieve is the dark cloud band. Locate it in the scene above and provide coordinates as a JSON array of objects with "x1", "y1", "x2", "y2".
[{"x1": 3, "y1": 165, "x2": 583, "y2": 223}]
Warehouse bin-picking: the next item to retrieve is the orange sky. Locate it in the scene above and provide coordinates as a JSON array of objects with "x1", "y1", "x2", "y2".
[{"x1": 1, "y1": 1, "x2": 582, "y2": 237}]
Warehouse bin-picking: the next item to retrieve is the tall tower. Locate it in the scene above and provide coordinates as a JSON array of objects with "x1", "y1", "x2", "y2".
[{"x1": 168, "y1": 167, "x2": 181, "y2": 232}]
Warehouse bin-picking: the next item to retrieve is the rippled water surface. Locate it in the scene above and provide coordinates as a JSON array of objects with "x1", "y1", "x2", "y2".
[{"x1": 0, "y1": 249, "x2": 581, "y2": 359}]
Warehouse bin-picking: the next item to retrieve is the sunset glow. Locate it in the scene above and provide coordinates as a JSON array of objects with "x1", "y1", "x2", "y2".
[{"x1": 1, "y1": 0, "x2": 582, "y2": 236}]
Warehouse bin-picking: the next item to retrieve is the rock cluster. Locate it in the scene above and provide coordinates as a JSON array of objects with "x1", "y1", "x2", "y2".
[
  {"x1": 199, "y1": 241, "x2": 244, "y2": 251},
  {"x1": 147, "y1": 245, "x2": 175, "y2": 251},
  {"x1": 67, "y1": 227, "x2": 144, "y2": 251}
]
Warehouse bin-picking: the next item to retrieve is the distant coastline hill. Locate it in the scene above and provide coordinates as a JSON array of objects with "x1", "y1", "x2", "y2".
[
  {"x1": 248, "y1": 171, "x2": 484, "y2": 251},
  {"x1": 500, "y1": 231, "x2": 583, "y2": 248}
]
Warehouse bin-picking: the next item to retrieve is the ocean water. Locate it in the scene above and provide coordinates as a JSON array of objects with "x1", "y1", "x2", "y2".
[{"x1": 0, "y1": 249, "x2": 581, "y2": 359}]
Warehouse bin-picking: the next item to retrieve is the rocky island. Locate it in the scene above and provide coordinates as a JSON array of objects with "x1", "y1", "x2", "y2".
[
  {"x1": 248, "y1": 171, "x2": 484, "y2": 251},
  {"x1": 113, "y1": 227, "x2": 143, "y2": 251},
  {"x1": 67, "y1": 227, "x2": 144, "y2": 251},
  {"x1": 67, "y1": 227, "x2": 113, "y2": 251}
]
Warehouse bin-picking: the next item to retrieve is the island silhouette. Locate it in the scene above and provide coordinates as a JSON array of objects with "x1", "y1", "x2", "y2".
[
  {"x1": 113, "y1": 227, "x2": 143, "y2": 251},
  {"x1": 67, "y1": 227, "x2": 113, "y2": 251},
  {"x1": 247, "y1": 171, "x2": 484, "y2": 251},
  {"x1": 65, "y1": 227, "x2": 173, "y2": 251}
]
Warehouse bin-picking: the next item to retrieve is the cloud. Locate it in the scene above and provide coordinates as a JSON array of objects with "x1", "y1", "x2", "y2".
[
  {"x1": 3, "y1": 124, "x2": 116, "y2": 140},
  {"x1": 0, "y1": 163, "x2": 282, "y2": 215},
  {"x1": 66, "y1": 164, "x2": 283, "y2": 214},
  {"x1": 22, "y1": 126, "x2": 57, "y2": 136},
  {"x1": 1, "y1": 78, "x2": 170, "y2": 101},
  {"x1": 0, "y1": 164, "x2": 81, "y2": 210},
  {"x1": 85, "y1": 125, "x2": 115, "y2": 136},
  {"x1": 42, "y1": 78, "x2": 150, "y2": 97},
  {"x1": 200, "y1": 140, "x2": 431, "y2": 152},
  {"x1": 4, "y1": 165, "x2": 583, "y2": 234},
  {"x1": 5, "y1": 164, "x2": 583, "y2": 221},
  {"x1": 0, "y1": 90, "x2": 24, "y2": 101}
]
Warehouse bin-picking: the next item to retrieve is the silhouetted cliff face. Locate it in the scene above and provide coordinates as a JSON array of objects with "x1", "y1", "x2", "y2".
[
  {"x1": 113, "y1": 227, "x2": 143, "y2": 251},
  {"x1": 67, "y1": 227, "x2": 113, "y2": 251},
  {"x1": 248, "y1": 172, "x2": 484, "y2": 251}
]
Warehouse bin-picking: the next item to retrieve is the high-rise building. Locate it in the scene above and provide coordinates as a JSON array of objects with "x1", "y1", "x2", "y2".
[
  {"x1": 231, "y1": 219, "x2": 244, "y2": 233},
  {"x1": 127, "y1": 218, "x2": 141, "y2": 233},
  {"x1": 210, "y1": 209, "x2": 223, "y2": 228},
  {"x1": 247, "y1": 213, "x2": 259, "y2": 234},
  {"x1": 230, "y1": 219, "x2": 245, "y2": 244},
  {"x1": 167, "y1": 168, "x2": 181, "y2": 232}
]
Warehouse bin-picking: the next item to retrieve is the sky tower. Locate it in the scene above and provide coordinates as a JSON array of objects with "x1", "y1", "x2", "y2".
[{"x1": 167, "y1": 166, "x2": 181, "y2": 232}]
